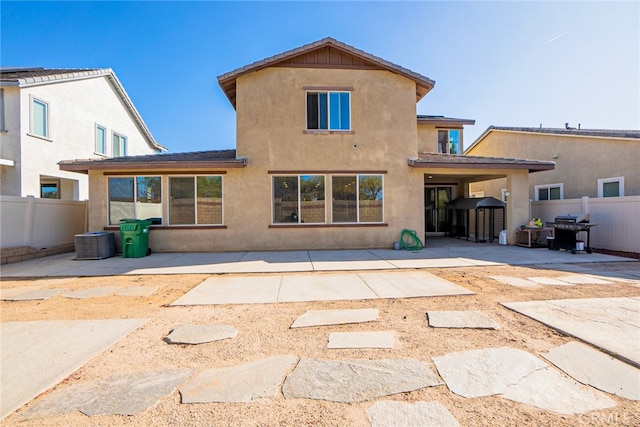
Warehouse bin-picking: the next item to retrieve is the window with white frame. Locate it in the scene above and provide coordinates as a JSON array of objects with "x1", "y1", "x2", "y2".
[
  {"x1": 30, "y1": 96, "x2": 49, "y2": 138},
  {"x1": 108, "y1": 176, "x2": 162, "y2": 225},
  {"x1": 437, "y1": 129, "x2": 461, "y2": 154},
  {"x1": 332, "y1": 174, "x2": 384, "y2": 223},
  {"x1": 112, "y1": 132, "x2": 127, "y2": 157},
  {"x1": 169, "y1": 176, "x2": 223, "y2": 225},
  {"x1": 95, "y1": 125, "x2": 106, "y2": 155},
  {"x1": 306, "y1": 91, "x2": 351, "y2": 131},
  {"x1": 535, "y1": 183, "x2": 563, "y2": 201},
  {"x1": 598, "y1": 176, "x2": 624, "y2": 198}
]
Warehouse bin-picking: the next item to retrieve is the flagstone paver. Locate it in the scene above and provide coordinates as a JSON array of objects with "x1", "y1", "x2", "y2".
[
  {"x1": 282, "y1": 358, "x2": 442, "y2": 403},
  {"x1": 165, "y1": 324, "x2": 238, "y2": 345},
  {"x1": 501, "y1": 366, "x2": 616, "y2": 415},
  {"x1": 489, "y1": 276, "x2": 537, "y2": 287},
  {"x1": 502, "y1": 297, "x2": 640, "y2": 366},
  {"x1": 180, "y1": 355, "x2": 297, "y2": 403},
  {"x1": 555, "y1": 274, "x2": 613, "y2": 285},
  {"x1": 290, "y1": 308, "x2": 379, "y2": 328},
  {"x1": 427, "y1": 310, "x2": 500, "y2": 329},
  {"x1": 21, "y1": 369, "x2": 192, "y2": 418},
  {"x1": 62, "y1": 286, "x2": 120, "y2": 299},
  {"x1": 366, "y1": 400, "x2": 460, "y2": 427},
  {"x1": 542, "y1": 342, "x2": 640, "y2": 400},
  {"x1": 3, "y1": 288, "x2": 66, "y2": 301},
  {"x1": 326, "y1": 331, "x2": 396, "y2": 349},
  {"x1": 432, "y1": 346, "x2": 617, "y2": 415}
]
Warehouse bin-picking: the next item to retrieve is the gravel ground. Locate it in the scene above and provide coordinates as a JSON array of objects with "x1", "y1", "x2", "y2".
[{"x1": 1, "y1": 262, "x2": 639, "y2": 426}]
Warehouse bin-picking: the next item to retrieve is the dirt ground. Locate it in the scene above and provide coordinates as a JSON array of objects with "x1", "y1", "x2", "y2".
[{"x1": 1, "y1": 262, "x2": 639, "y2": 426}]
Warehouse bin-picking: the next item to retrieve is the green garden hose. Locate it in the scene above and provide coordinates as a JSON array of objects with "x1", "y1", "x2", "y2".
[{"x1": 400, "y1": 229, "x2": 424, "y2": 251}]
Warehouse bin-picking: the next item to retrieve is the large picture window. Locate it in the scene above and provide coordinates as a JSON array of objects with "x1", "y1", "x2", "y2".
[
  {"x1": 273, "y1": 175, "x2": 325, "y2": 224},
  {"x1": 306, "y1": 91, "x2": 350, "y2": 131},
  {"x1": 108, "y1": 176, "x2": 161, "y2": 225},
  {"x1": 170, "y1": 176, "x2": 223, "y2": 225},
  {"x1": 332, "y1": 175, "x2": 383, "y2": 223}
]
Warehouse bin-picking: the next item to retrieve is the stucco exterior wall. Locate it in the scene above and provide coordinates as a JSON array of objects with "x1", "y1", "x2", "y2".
[
  {"x1": 1, "y1": 75, "x2": 159, "y2": 200},
  {"x1": 417, "y1": 124, "x2": 438, "y2": 153},
  {"x1": 87, "y1": 67, "x2": 427, "y2": 251},
  {"x1": 467, "y1": 131, "x2": 640, "y2": 199}
]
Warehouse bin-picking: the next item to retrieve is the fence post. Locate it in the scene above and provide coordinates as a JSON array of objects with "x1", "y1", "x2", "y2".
[
  {"x1": 581, "y1": 196, "x2": 590, "y2": 213},
  {"x1": 24, "y1": 195, "x2": 35, "y2": 247}
]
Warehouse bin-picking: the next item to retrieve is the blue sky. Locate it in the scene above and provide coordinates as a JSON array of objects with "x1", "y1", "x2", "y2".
[{"x1": 2, "y1": 1, "x2": 638, "y2": 153}]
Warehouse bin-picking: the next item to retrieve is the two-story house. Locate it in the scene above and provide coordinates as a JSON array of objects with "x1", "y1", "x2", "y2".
[
  {"x1": 0, "y1": 68, "x2": 166, "y2": 200},
  {"x1": 59, "y1": 38, "x2": 553, "y2": 251},
  {"x1": 466, "y1": 126, "x2": 640, "y2": 201}
]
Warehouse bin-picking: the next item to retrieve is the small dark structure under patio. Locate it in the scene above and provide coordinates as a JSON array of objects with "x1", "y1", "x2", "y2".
[{"x1": 445, "y1": 197, "x2": 506, "y2": 243}]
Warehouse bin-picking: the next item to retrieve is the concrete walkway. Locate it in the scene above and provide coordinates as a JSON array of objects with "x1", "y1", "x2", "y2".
[{"x1": 0, "y1": 239, "x2": 634, "y2": 277}]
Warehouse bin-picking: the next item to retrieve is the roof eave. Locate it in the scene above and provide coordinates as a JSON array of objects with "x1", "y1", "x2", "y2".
[
  {"x1": 59, "y1": 159, "x2": 247, "y2": 173},
  {"x1": 407, "y1": 158, "x2": 555, "y2": 173}
]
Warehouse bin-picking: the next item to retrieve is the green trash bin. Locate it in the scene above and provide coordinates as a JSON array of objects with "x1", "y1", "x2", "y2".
[{"x1": 119, "y1": 219, "x2": 152, "y2": 258}]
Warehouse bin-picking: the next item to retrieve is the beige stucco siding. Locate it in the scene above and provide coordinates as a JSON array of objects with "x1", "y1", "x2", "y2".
[{"x1": 467, "y1": 131, "x2": 640, "y2": 199}]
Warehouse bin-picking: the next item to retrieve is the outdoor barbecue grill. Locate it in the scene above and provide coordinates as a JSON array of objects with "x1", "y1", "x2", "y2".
[{"x1": 546, "y1": 213, "x2": 597, "y2": 254}]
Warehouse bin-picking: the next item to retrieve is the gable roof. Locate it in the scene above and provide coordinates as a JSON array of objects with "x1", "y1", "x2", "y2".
[
  {"x1": 58, "y1": 149, "x2": 246, "y2": 173},
  {"x1": 217, "y1": 37, "x2": 435, "y2": 109},
  {"x1": 408, "y1": 152, "x2": 555, "y2": 173},
  {"x1": 0, "y1": 67, "x2": 166, "y2": 152},
  {"x1": 466, "y1": 125, "x2": 640, "y2": 153}
]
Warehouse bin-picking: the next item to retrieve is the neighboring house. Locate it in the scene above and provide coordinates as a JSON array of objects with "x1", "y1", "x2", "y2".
[
  {"x1": 466, "y1": 126, "x2": 640, "y2": 201},
  {"x1": 0, "y1": 68, "x2": 166, "y2": 200},
  {"x1": 60, "y1": 38, "x2": 553, "y2": 252}
]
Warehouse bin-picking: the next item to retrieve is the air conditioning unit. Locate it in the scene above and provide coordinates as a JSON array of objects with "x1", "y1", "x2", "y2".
[{"x1": 75, "y1": 232, "x2": 115, "y2": 260}]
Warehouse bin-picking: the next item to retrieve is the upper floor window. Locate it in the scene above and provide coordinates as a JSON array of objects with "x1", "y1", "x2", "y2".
[
  {"x1": 40, "y1": 181, "x2": 59, "y2": 199},
  {"x1": 535, "y1": 183, "x2": 563, "y2": 201},
  {"x1": 112, "y1": 132, "x2": 127, "y2": 157},
  {"x1": 438, "y1": 130, "x2": 460, "y2": 155},
  {"x1": 598, "y1": 176, "x2": 624, "y2": 198},
  {"x1": 306, "y1": 91, "x2": 350, "y2": 131},
  {"x1": 108, "y1": 176, "x2": 162, "y2": 225},
  {"x1": 95, "y1": 125, "x2": 106, "y2": 155},
  {"x1": 30, "y1": 96, "x2": 49, "y2": 138}
]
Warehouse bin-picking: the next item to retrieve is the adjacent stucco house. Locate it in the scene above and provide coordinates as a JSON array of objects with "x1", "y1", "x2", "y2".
[
  {"x1": 466, "y1": 126, "x2": 640, "y2": 201},
  {"x1": 60, "y1": 38, "x2": 553, "y2": 252},
  {"x1": 0, "y1": 68, "x2": 166, "y2": 200}
]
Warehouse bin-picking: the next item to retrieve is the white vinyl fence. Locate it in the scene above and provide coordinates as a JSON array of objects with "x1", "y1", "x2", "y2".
[
  {"x1": 0, "y1": 196, "x2": 87, "y2": 249},
  {"x1": 531, "y1": 196, "x2": 640, "y2": 253}
]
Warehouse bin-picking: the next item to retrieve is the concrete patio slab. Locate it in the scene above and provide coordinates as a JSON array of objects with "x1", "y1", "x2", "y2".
[
  {"x1": 502, "y1": 366, "x2": 616, "y2": 415},
  {"x1": 541, "y1": 341, "x2": 640, "y2": 401},
  {"x1": 180, "y1": 355, "x2": 297, "y2": 403},
  {"x1": 308, "y1": 250, "x2": 395, "y2": 271},
  {"x1": 282, "y1": 358, "x2": 442, "y2": 403},
  {"x1": 279, "y1": 273, "x2": 377, "y2": 302},
  {"x1": 359, "y1": 271, "x2": 475, "y2": 298},
  {"x1": 290, "y1": 308, "x2": 379, "y2": 328},
  {"x1": 427, "y1": 310, "x2": 500, "y2": 329},
  {"x1": 489, "y1": 276, "x2": 537, "y2": 288},
  {"x1": 366, "y1": 400, "x2": 460, "y2": 427},
  {"x1": 326, "y1": 331, "x2": 396, "y2": 349},
  {"x1": 502, "y1": 297, "x2": 640, "y2": 367},
  {"x1": 115, "y1": 285, "x2": 159, "y2": 297},
  {"x1": 170, "y1": 276, "x2": 281, "y2": 305},
  {"x1": 61, "y1": 286, "x2": 120, "y2": 299},
  {"x1": 165, "y1": 324, "x2": 238, "y2": 344},
  {"x1": 0, "y1": 318, "x2": 148, "y2": 420},
  {"x1": 555, "y1": 274, "x2": 614, "y2": 285},
  {"x1": 21, "y1": 369, "x2": 192, "y2": 419},
  {"x1": 3, "y1": 288, "x2": 66, "y2": 301},
  {"x1": 432, "y1": 346, "x2": 616, "y2": 415},
  {"x1": 527, "y1": 277, "x2": 574, "y2": 286}
]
